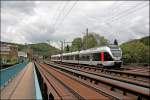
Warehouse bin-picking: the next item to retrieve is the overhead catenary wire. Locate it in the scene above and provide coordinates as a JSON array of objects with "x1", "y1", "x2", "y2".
[
  {"x1": 105, "y1": 3, "x2": 149, "y2": 40},
  {"x1": 70, "y1": 1, "x2": 145, "y2": 37},
  {"x1": 59, "y1": 0, "x2": 78, "y2": 25},
  {"x1": 89, "y1": 1, "x2": 148, "y2": 38},
  {"x1": 110, "y1": 2, "x2": 149, "y2": 22},
  {"x1": 87, "y1": 1, "x2": 147, "y2": 24},
  {"x1": 53, "y1": 1, "x2": 70, "y2": 29},
  {"x1": 105, "y1": 2, "x2": 149, "y2": 30},
  {"x1": 51, "y1": 1, "x2": 62, "y2": 26},
  {"x1": 98, "y1": 1, "x2": 148, "y2": 41},
  {"x1": 52, "y1": 1, "x2": 148, "y2": 42},
  {"x1": 54, "y1": 0, "x2": 78, "y2": 30}
]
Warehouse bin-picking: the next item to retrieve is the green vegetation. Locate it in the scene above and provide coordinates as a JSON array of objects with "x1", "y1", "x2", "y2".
[
  {"x1": 120, "y1": 36, "x2": 149, "y2": 65},
  {"x1": 17, "y1": 43, "x2": 60, "y2": 58},
  {"x1": 2, "y1": 34, "x2": 149, "y2": 65},
  {"x1": 64, "y1": 32, "x2": 149, "y2": 65},
  {"x1": 64, "y1": 32, "x2": 108, "y2": 52},
  {"x1": 71, "y1": 37, "x2": 82, "y2": 51},
  {"x1": 82, "y1": 33, "x2": 97, "y2": 49}
]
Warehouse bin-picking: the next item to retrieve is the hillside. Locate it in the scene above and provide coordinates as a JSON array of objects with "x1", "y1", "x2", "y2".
[
  {"x1": 121, "y1": 36, "x2": 150, "y2": 46},
  {"x1": 28, "y1": 43, "x2": 60, "y2": 56},
  {"x1": 17, "y1": 43, "x2": 60, "y2": 57},
  {"x1": 120, "y1": 36, "x2": 149, "y2": 65}
]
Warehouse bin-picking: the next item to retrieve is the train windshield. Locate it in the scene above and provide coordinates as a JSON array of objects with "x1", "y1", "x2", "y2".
[
  {"x1": 108, "y1": 44, "x2": 119, "y2": 49},
  {"x1": 111, "y1": 50, "x2": 121, "y2": 57}
]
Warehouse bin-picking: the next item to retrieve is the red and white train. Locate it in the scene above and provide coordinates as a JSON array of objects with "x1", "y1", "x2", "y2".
[{"x1": 51, "y1": 45, "x2": 122, "y2": 68}]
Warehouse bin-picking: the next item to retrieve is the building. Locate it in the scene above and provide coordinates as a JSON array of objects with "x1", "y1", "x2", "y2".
[
  {"x1": 0, "y1": 42, "x2": 18, "y2": 64},
  {"x1": 18, "y1": 51, "x2": 28, "y2": 63}
]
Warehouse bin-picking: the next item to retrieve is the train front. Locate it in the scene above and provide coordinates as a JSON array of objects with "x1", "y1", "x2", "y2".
[{"x1": 109, "y1": 45, "x2": 122, "y2": 67}]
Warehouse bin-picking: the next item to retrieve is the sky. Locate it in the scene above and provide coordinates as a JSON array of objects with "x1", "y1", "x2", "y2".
[{"x1": 1, "y1": 1, "x2": 149, "y2": 48}]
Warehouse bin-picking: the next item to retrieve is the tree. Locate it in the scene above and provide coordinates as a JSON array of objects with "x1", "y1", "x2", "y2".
[
  {"x1": 114, "y1": 39, "x2": 118, "y2": 45},
  {"x1": 82, "y1": 33, "x2": 97, "y2": 49},
  {"x1": 99, "y1": 36, "x2": 108, "y2": 46},
  {"x1": 68, "y1": 32, "x2": 108, "y2": 51},
  {"x1": 66, "y1": 45, "x2": 70, "y2": 52},
  {"x1": 121, "y1": 40, "x2": 150, "y2": 64},
  {"x1": 71, "y1": 37, "x2": 82, "y2": 51},
  {"x1": 64, "y1": 45, "x2": 70, "y2": 53},
  {"x1": 92, "y1": 33, "x2": 108, "y2": 46}
]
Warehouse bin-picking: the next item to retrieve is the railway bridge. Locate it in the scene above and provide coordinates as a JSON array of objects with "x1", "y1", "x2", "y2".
[{"x1": 0, "y1": 60, "x2": 149, "y2": 100}]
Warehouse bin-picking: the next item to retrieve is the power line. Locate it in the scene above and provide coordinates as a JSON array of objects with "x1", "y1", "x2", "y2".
[
  {"x1": 84, "y1": 2, "x2": 146, "y2": 38},
  {"x1": 51, "y1": 1, "x2": 62, "y2": 26},
  {"x1": 88, "y1": 1, "x2": 128, "y2": 22},
  {"x1": 60, "y1": 0, "x2": 78, "y2": 24},
  {"x1": 99, "y1": 2, "x2": 148, "y2": 35},
  {"x1": 104, "y1": 3, "x2": 149, "y2": 39},
  {"x1": 101, "y1": 1, "x2": 146, "y2": 24},
  {"x1": 111, "y1": 2, "x2": 148, "y2": 22},
  {"x1": 87, "y1": 1, "x2": 146, "y2": 24},
  {"x1": 53, "y1": 1, "x2": 69, "y2": 29},
  {"x1": 55, "y1": 0, "x2": 78, "y2": 30},
  {"x1": 105, "y1": 2, "x2": 148, "y2": 34},
  {"x1": 109, "y1": 1, "x2": 144, "y2": 20}
]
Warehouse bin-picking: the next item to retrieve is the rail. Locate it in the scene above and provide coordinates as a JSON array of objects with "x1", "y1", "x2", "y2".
[
  {"x1": 46, "y1": 62, "x2": 149, "y2": 99},
  {"x1": 51, "y1": 62, "x2": 150, "y2": 88},
  {"x1": 35, "y1": 62, "x2": 108, "y2": 100},
  {"x1": 105, "y1": 69, "x2": 149, "y2": 78}
]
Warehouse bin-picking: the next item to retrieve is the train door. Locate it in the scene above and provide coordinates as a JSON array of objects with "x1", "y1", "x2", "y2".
[
  {"x1": 100, "y1": 52, "x2": 104, "y2": 61},
  {"x1": 99, "y1": 52, "x2": 104, "y2": 67},
  {"x1": 89, "y1": 53, "x2": 93, "y2": 65}
]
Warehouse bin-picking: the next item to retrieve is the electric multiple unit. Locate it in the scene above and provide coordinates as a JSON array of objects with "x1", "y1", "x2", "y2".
[{"x1": 51, "y1": 45, "x2": 122, "y2": 67}]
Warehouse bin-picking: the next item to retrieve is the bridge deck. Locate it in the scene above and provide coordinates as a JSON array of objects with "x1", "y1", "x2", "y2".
[{"x1": 0, "y1": 62, "x2": 36, "y2": 99}]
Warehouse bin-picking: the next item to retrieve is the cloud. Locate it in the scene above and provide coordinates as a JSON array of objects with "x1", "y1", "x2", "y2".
[{"x1": 1, "y1": 1, "x2": 149, "y2": 48}]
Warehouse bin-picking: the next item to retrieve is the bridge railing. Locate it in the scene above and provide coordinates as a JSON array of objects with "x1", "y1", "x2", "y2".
[
  {"x1": 33, "y1": 63, "x2": 42, "y2": 100},
  {"x1": 0, "y1": 62, "x2": 28, "y2": 87}
]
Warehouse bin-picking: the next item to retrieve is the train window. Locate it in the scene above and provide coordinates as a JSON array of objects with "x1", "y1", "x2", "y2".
[
  {"x1": 92, "y1": 53, "x2": 100, "y2": 61},
  {"x1": 67, "y1": 55, "x2": 73, "y2": 60},
  {"x1": 104, "y1": 52, "x2": 113, "y2": 61},
  {"x1": 63, "y1": 56, "x2": 68, "y2": 60},
  {"x1": 66, "y1": 56, "x2": 68, "y2": 60},
  {"x1": 71, "y1": 55, "x2": 74, "y2": 60},
  {"x1": 68, "y1": 56, "x2": 70, "y2": 60},
  {"x1": 111, "y1": 50, "x2": 121, "y2": 57},
  {"x1": 75, "y1": 55, "x2": 79, "y2": 60},
  {"x1": 80, "y1": 54, "x2": 90, "y2": 61},
  {"x1": 62, "y1": 56, "x2": 64, "y2": 60},
  {"x1": 67, "y1": 56, "x2": 71, "y2": 60}
]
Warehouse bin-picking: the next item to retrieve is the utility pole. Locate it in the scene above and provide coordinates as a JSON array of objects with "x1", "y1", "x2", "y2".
[
  {"x1": 86, "y1": 28, "x2": 88, "y2": 49},
  {"x1": 82, "y1": 28, "x2": 88, "y2": 49},
  {"x1": 63, "y1": 40, "x2": 65, "y2": 51},
  {"x1": 47, "y1": 40, "x2": 51, "y2": 59},
  {"x1": 47, "y1": 40, "x2": 51, "y2": 46},
  {"x1": 60, "y1": 41, "x2": 63, "y2": 61},
  {"x1": 86, "y1": 28, "x2": 88, "y2": 36}
]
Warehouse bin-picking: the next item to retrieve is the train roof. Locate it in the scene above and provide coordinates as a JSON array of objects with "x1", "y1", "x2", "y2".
[
  {"x1": 51, "y1": 45, "x2": 121, "y2": 57},
  {"x1": 51, "y1": 54, "x2": 61, "y2": 57},
  {"x1": 62, "y1": 51, "x2": 79, "y2": 56},
  {"x1": 79, "y1": 46, "x2": 110, "y2": 54}
]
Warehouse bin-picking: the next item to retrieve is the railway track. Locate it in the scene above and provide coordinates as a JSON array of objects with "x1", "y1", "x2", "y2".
[
  {"x1": 44, "y1": 61, "x2": 149, "y2": 100},
  {"x1": 35, "y1": 62, "x2": 109, "y2": 100},
  {"x1": 48, "y1": 62, "x2": 150, "y2": 88},
  {"x1": 121, "y1": 65, "x2": 149, "y2": 74},
  {"x1": 49, "y1": 61, "x2": 149, "y2": 83}
]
